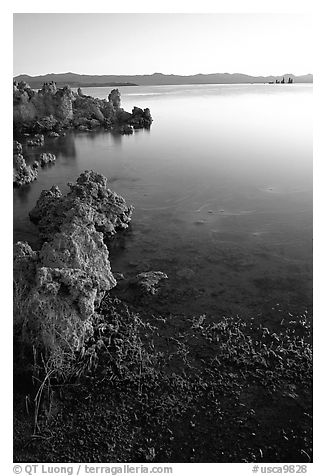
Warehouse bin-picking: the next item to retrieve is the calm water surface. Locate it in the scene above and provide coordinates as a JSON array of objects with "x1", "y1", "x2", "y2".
[{"x1": 13, "y1": 84, "x2": 312, "y2": 319}]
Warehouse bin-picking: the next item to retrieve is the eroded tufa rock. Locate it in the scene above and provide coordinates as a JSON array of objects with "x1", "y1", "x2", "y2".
[
  {"x1": 13, "y1": 82, "x2": 74, "y2": 131},
  {"x1": 13, "y1": 241, "x2": 38, "y2": 289},
  {"x1": 113, "y1": 124, "x2": 133, "y2": 135},
  {"x1": 14, "y1": 82, "x2": 152, "y2": 135},
  {"x1": 48, "y1": 131, "x2": 60, "y2": 138},
  {"x1": 131, "y1": 107, "x2": 153, "y2": 129},
  {"x1": 108, "y1": 89, "x2": 121, "y2": 109},
  {"x1": 129, "y1": 271, "x2": 168, "y2": 295},
  {"x1": 13, "y1": 140, "x2": 23, "y2": 155},
  {"x1": 27, "y1": 134, "x2": 44, "y2": 147},
  {"x1": 14, "y1": 223, "x2": 116, "y2": 356},
  {"x1": 39, "y1": 220, "x2": 117, "y2": 295},
  {"x1": 13, "y1": 171, "x2": 134, "y2": 365},
  {"x1": 33, "y1": 115, "x2": 58, "y2": 133},
  {"x1": 13, "y1": 141, "x2": 38, "y2": 187},
  {"x1": 39, "y1": 152, "x2": 56, "y2": 166},
  {"x1": 29, "y1": 170, "x2": 134, "y2": 242}
]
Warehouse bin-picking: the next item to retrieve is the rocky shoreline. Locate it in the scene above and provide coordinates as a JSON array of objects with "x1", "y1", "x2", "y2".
[
  {"x1": 14, "y1": 171, "x2": 167, "y2": 368},
  {"x1": 13, "y1": 139, "x2": 58, "y2": 187},
  {"x1": 13, "y1": 81, "x2": 152, "y2": 135},
  {"x1": 13, "y1": 81, "x2": 152, "y2": 187}
]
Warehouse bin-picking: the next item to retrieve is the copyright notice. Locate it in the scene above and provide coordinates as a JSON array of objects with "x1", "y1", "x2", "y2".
[{"x1": 13, "y1": 465, "x2": 173, "y2": 475}]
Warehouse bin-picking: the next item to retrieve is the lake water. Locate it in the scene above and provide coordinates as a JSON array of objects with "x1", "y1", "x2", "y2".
[{"x1": 13, "y1": 84, "x2": 312, "y2": 321}]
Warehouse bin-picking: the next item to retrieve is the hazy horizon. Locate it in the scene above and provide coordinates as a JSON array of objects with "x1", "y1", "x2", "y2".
[
  {"x1": 15, "y1": 71, "x2": 312, "y2": 78},
  {"x1": 13, "y1": 13, "x2": 312, "y2": 77}
]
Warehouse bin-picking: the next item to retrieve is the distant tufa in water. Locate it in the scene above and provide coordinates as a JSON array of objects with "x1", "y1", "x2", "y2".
[{"x1": 273, "y1": 76, "x2": 294, "y2": 84}]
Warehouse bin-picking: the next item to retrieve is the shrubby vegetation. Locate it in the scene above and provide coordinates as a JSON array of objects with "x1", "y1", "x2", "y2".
[{"x1": 14, "y1": 293, "x2": 312, "y2": 462}]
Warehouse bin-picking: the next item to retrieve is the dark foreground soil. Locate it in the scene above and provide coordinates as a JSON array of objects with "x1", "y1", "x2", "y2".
[{"x1": 13, "y1": 289, "x2": 312, "y2": 463}]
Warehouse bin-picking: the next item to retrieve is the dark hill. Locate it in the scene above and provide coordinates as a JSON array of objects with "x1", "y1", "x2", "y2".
[{"x1": 14, "y1": 72, "x2": 313, "y2": 88}]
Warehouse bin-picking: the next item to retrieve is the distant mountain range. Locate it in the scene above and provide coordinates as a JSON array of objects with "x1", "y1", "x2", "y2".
[{"x1": 14, "y1": 72, "x2": 313, "y2": 88}]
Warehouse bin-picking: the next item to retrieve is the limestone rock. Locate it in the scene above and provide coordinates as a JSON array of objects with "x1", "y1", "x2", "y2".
[
  {"x1": 32, "y1": 221, "x2": 117, "y2": 326},
  {"x1": 129, "y1": 271, "x2": 168, "y2": 295},
  {"x1": 101, "y1": 102, "x2": 115, "y2": 121},
  {"x1": 13, "y1": 81, "x2": 74, "y2": 132},
  {"x1": 13, "y1": 153, "x2": 25, "y2": 170},
  {"x1": 29, "y1": 170, "x2": 134, "y2": 242},
  {"x1": 13, "y1": 81, "x2": 37, "y2": 126},
  {"x1": 77, "y1": 87, "x2": 86, "y2": 97},
  {"x1": 14, "y1": 200, "x2": 118, "y2": 362},
  {"x1": 14, "y1": 82, "x2": 153, "y2": 135},
  {"x1": 52, "y1": 86, "x2": 74, "y2": 123},
  {"x1": 39, "y1": 221, "x2": 116, "y2": 294},
  {"x1": 29, "y1": 185, "x2": 63, "y2": 237},
  {"x1": 131, "y1": 107, "x2": 153, "y2": 129},
  {"x1": 13, "y1": 141, "x2": 38, "y2": 186},
  {"x1": 13, "y1": 159, "x2": 38, "y2": 186},
  {"x1": 39, "y1": 152, "x2": 56, "y2": 166},
  {"x1": 13, "y1": 140, "x2": 23, "y2": 155},
  {"x1": 33, "y1": 115, "x2": 58, "y2": 133},
  {"x1": 73, "y1": 95, "x2": 105, "y2": 125},
  {"x1": 108, "y1": 89, "x2": 121, "y2": 109},
  {"x1": 13, "y1": 169, "x2": 139, "y2": 371},
  {"x1": 78, "y1": 125, "x2": 90, "y2": 132},
  {"x1": 88, "y1": 119, "x2": 101, "y2": 129},
  {"x1": 27, "y1": 134, "x2": 44, "y2": 146},
  {"x1": 13, "y1": 241, "x2": 38, "y2": 290},
  {"x1": 115, "y1": 109, "x2": 133, "y2": 124},
  {"x1": 114, "y1": 124, "x2": 133, "y2": 135},
  {"x1": 67, "y1": 171, "x2": 134, "y2": 235},
  {"x1": 41, "y1": 81, "x2": 57, "y2": 95}
]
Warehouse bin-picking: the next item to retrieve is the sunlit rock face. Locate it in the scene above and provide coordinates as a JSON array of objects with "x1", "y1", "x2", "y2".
[
  {"x1": 13, "y1": 170, "x2": 133, "y2": 365},
  {"x1": 13, "y1": 228, "x2": 113, "y2": 360}
]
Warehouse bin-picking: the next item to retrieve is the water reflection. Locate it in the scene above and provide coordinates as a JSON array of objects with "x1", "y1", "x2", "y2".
[
  {"x1": 14, "y1": 182, "x2": 32, "y2": 204},
  {"x1": 13, "y1": 84, "x2": 312, "y2": 317},
  {"x1": 50, "y1": 134, "x2": 77, "y2": 158},
  {"x1": 110, "y1": 132, "x2": 123, "y2": 146}
]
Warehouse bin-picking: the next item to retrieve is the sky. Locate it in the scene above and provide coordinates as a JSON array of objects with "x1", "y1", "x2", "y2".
[{"x1": 13, "y1": 13, "x2": 312, "y2": 77}]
